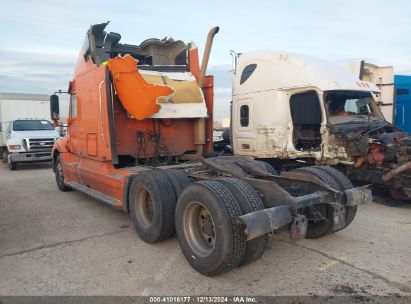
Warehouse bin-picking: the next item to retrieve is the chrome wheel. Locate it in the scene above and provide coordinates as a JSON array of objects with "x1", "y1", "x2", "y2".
[{"x1": 183, "y1": 201, "x2": 216, "y2": 257}]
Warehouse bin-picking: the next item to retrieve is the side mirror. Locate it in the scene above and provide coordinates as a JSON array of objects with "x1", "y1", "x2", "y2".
[{"x1": 50, "y1": 94, "x2": 60, "y2": 120}]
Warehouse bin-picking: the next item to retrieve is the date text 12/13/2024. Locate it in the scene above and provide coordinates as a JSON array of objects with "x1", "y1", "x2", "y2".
[{"x1": 149, "y1": 297, "x2": 257, "y2": 303}]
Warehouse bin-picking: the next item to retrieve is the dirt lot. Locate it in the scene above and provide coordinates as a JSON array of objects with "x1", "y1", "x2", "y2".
[{"x1": 0, "y1": 163, "x2": 411, "y2": 296}]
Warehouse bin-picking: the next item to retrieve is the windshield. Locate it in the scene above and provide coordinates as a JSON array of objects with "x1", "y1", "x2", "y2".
[
  {"x1": 324, "y1": 91, "x2": 385, "y2": 125},
  {"x1": 13, "y1": 120, "x2": 54, "y2": 131}
]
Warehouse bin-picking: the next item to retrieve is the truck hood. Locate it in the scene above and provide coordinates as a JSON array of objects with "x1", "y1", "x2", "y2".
[{"x1": 11, "y1": 130, "x2": 59, "y2": 139}]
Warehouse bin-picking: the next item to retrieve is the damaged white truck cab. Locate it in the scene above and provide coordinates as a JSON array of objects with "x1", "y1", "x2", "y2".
[
  {"x1": 231, "y1": 51, "x2": 411, "y2": 199},
  {"x1": 232, "y1": 51, "x2": 382, "y2": 161}
]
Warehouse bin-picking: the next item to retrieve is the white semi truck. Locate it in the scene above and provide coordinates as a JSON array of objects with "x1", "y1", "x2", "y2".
[
  {"x1": 224, "y1": 51, "x2": 411, "y2": 200},
  {"x1": 0, "y1": 93, "x2": 59, "y2": 170}
]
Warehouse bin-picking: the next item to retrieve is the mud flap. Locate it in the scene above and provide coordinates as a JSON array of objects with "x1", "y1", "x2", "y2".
[
  {"x1": 344, "y1": 186, "x2": 372, "y2": 206},
  {"x1": 329, "y1": 203, "x2": 346, "y2": 232},
  {"x1": 290, "y1": 214, "x2": 308, "y2": 240},
  {"x1": 237, "y1": 205, "x2": 293, "y2": 241}
]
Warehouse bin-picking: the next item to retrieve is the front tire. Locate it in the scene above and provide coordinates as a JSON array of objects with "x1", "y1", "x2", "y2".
[
  {"x1": 9, "y1": 160, "x2": 17, "y2": 170},
  {"x1": 175, "y1": 181, "x2": 247, "y2": 276},
  {"x1": 54, "y1": 155, "x2": 71, "y2": 191},
  {"x1": 6, "y1": 150, "x2": 17, "y2": 170}
]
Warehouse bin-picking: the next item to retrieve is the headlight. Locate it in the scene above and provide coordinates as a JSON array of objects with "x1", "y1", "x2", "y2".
[{"x1": 9, "y1": 145, "x2": 21, "y2": 150}]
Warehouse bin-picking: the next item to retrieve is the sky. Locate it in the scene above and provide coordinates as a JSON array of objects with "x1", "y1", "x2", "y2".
[{"x1": 0, "y1": 0, "x2": 410, "y2": 121}]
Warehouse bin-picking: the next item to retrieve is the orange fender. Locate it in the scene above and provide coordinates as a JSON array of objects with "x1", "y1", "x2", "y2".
[
  {"x1": 53, "y1": 137, "x2": 69, "y2": 154},
  {"x1": 107, "y1": 55, "x2": 174, "y2": 120}
]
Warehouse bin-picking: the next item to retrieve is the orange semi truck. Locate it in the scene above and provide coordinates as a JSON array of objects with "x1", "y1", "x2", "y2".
[{"x1": 50, "y1": 22, "x2": 371, "y2": 276}]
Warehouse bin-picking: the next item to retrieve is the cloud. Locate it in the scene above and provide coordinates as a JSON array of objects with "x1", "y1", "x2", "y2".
[
  {"x1": 207, "y1": 64, "x2": 232, "y2": 121},
  {"x1": 0, "y1": 48, "x2": 76, "y2": 94},
  {"x1": 1, "y1": 0, "x2": 410, "y2": 122},
  {"x1": 213, "y1": 89, "x2": 231, "y2": 122},
  {"x1": 208, "y1": 64, "x2": 232, "y2": 89}
]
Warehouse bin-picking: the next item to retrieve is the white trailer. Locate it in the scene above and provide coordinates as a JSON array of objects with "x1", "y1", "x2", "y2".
[
  {"x1": 344, "y1": 61, "x2": 394, "y2": 123},
  {"x1": 0, "y1": 93, "x2": 51, "y2": 153}
]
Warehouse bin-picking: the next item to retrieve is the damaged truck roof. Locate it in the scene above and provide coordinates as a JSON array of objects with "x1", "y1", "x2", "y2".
[{"x1": 82, "y1": 21, "x2": 189, "y2": 70}]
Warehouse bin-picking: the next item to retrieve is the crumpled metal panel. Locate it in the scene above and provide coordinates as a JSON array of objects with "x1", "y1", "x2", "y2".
[{"x1": 107, "y1": 55, "x2": 174, "y2": 120}]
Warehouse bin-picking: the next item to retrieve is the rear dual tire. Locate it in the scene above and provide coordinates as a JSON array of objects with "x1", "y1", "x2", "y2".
[
  {"x1": 129, "y1": 171, "x2": 267, "y2": 275},
  {"x1": 159, "y1": 169, "x2": 192, "y2": 198},
  {"x1": 293, "y1": 166, "x2": 356, "y2": 238},
  {"x1": 311, "y1": 166, "x2": 357, "y2": 231},
  {"x1": 129, "y1": 171, "x2": 177, "y2": 243},
  {"x1": 129, "y1": 169, "x2": 191, "y2": 244},
  {"x1": 256, "y1": 160, "x2": 278, "y2": 175},
  {"x1": 218, "y1": 178, "x2": 268, "y2": 266},
  {"x1": 175, "y1": 181, "x2": 247, "y2": 276}
]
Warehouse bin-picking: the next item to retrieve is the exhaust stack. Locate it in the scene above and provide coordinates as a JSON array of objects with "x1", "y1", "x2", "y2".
[
  {"x1": 183, "y1": 26, "x2": 219, "y2": 160},
  {"x1": 197, "y1": 26, "x2": 220, "y2": 88}
]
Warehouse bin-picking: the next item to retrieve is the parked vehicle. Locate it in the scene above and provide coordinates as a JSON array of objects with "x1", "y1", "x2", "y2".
[
  {"x1": 344, "y1": 61, "x2": 395, "y2": 123},
  {"x1": 224, "y1": 51, "x2": 411, "y2": 200},
  {"x1": 4, "y1": 119, "x2": 59, "y2": 170},
  {"x1": 50, "y1": 23, "x2": 370, "y2": 276},
  {"x1": 0, "y1": 93, "x2": 51, "y2": 158},
  {"x1": 345, "y1": 63, "x2": 411, "y2": 137},
  {"x1": 394, "y1": 75, "x2": 411, "y2": 134}
]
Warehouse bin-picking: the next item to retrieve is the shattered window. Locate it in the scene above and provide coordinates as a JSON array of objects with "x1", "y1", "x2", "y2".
[{"x1": 326, "y1": 92, "x2": 374, "y2": 117}]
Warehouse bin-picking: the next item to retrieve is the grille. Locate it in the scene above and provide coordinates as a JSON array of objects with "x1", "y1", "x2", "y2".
[{"x1": 25, "y1": 138, "x2": 55, "y2": 152}]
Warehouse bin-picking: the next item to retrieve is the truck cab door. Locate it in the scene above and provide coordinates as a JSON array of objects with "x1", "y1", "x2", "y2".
[
  {"x1": 66, "y1": 93, "x2": 80, "y2": 154},
  {"x1": 289, "y1": 90, "x2": 323, "y2": 151},
  {"x1": 68, "y1": 67, "x2": 117, "y2": 163},
  {"x1": 69, "y1": 66, "x2": 118, "y2": 196},
  {"x1": 232, "y1": 98, "x2": 257, "y2": 155}
]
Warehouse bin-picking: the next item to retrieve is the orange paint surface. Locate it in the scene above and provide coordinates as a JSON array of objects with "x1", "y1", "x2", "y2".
[
  {"x1": 107, "y1": 55, "x2": 174, "y2": 120},
  {"x1": 53, "y1": 42, "x2": 214, "y2": 209}
]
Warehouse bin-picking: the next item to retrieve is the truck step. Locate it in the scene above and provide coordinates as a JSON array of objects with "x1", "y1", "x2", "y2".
[{"x1": 66, "y1": 182, "x2": 119, "y2": 206}]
